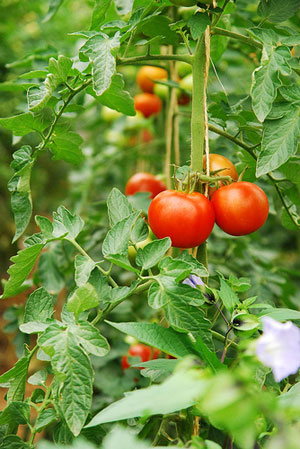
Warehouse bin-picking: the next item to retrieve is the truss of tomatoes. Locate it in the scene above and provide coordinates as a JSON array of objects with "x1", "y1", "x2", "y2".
[{"x1": 147, "y1": 181, "x2": 269, "y2": 248}]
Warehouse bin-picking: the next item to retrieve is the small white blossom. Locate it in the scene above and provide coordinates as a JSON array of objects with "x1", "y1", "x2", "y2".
[{"x1": 256, "y1": 316, "x2": 300, "y2": 382}]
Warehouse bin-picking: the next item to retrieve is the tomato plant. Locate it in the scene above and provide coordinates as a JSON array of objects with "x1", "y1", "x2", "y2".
[
  {"x1": 148, "y1": 190, "x2": 215, "y2": 248},
  {"x1": 211, "y1": 182, "x2": 269, "y2": 236},
  {"x1": 0, "y1": 1, "x2": 300, "y2": 448}
]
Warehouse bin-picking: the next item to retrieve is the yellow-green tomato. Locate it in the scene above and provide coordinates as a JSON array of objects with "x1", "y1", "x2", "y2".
[
  {"x1": 179, "y1": 74, "x2": 193, "y2": 94},
  {"x1": 101, "y1": 106, "x2": 122, "y2": 122},
  {"x1": 128, "y1": 236, "x2": 152, "y2": 264},
  {"x1": 125, "y1": 112, "x2": 145, "y2": 131},
  {"x1": 177, "y1": 61, "x2": 192, "y2": 78},
  {"x1": 153, "y1": 80, "x2": 169, "y2": 100}
]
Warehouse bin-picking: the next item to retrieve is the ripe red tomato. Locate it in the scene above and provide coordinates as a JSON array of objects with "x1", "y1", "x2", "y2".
[
  {"x1": 177, "y1": 92, "x2": 190, "y2": 106},
  {"x1": 211, "y1": 182, "x2": 269, "y2": 236},
  {"x1": 203, "y1": 154, "x2": 238, "y2": 197},
  {"x1": 125, "y1": 172, "x2": 166, "y2": 199},
  {"x1": 148, "y1": 190, "x2": 215, "y2": 248},
  {"x1": 134, "y1": 93, "x2": 162, "y2": 118},
  {"x1": 121, "y1": 344, "x2": 160, "y2": 370},
  {"x1": 136, "y1": 66, "x2": 168, "y2": 93}
]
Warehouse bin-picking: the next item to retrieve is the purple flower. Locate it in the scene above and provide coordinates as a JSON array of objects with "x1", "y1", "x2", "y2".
[
  {"x1": 256, "y1": 316, "x2": 300, "y2": 382},
  {"x1": 183, "y1": 275, "x2": 204, "y2": 289}
]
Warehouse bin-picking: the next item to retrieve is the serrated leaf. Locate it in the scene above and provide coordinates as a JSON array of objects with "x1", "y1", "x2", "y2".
[
  {"x1": 91, "y1": 0, "x2": 113, "y2": 30},
  {"x1": 136, "y1": 238, "x2": 171, "y2": 270},
  {"x1": 67, "y1": 283, "x2": 99, "y2": 317},
  {"x1": 257, "y1": 107, "x2": 300, "y2": 176},
  {"x1": 130, "y1": 216, "x2": 148, "y2": 245},
  {"x1": 219, "y1": 277, "x2": 240, "y2": 312},
  {"x1": 49, "y1": 131, "x2": 84, "y2": 165},
  {"x1": 0, "y1": 402, "x2": 31, "y2": 426},
  {"x1": 85, "y1": 370, "x2": 207, "y2": 427},
  {"x1": 188, "y1": 12, "x2": 210, "y2": 40},
  {"x1": 74, "y1": 255, "x2": 96, "y2": 287},
  {"x1": 194, "y1": 337, "x2": 224, "y2": 373},
  {"x1": 0, "y1": 112, "x2": 46, "y2": 136},
  {"x1": 280, "y1": 85, "x2": 300, "y2": 104},
  {"x1": 107, "y1": 188, "x2": 133, "y2": 227},
  {"x1": 106, "y1": 321, "x2": 197, "y2": 357},
  {"x1": 0, "y1": 435, "x2": 31, "y2": 448},
  {"x1": 52, "y1": 206, "x2": 84, "y2": 240},
  {"x1": 98, "y1": 73, "x2": 135, "y2": 115},
  {"x1": 80, "y1": 32, "x2": 120, "y2": 96},
  {"x1": 1, "y1": 244, "x2": 44, "y2": 299},
  {"x1": 38, "y1": 324, "x2": 94, "y2": 436},
  {"x1": 140, "y1": 16, "x2": 178, "y2": 46},
  {"x1": 36, "y1": 408, "x2": 58, "y2": 432},
  {"x1": 8, "y1": 146, "x2": 34, "y2": 242},
  {"x1": 23, "y1": 287, "x2": 54, "y2": 324},
  {"x1": 38, "y1": 251, "x2": 65, "y2": 294},
  {"x1": 102, "y1": 211, "x2": 139, "y2": 257},
  {"x1": 258, "y1": 0, "x2": 300, "y2": 23},
  {"x1": 72, "y1": 321, "x2": 110, "y2": 357}
]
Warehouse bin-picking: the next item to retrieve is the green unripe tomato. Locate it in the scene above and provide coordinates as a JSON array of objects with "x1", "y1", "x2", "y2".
[
  {"x1": 170, "y1": 0, "x2": 197, "y2": 6},
  {"x1": 177, "y1": 61, "x2": 192, "y2": 78},
  {"x1": 179, "y1": 74, "x2": 193, "y2": 94},
  {"x1": 128, "y1": 236, "x2": 152, "y2": 264},
  {"x1": 125, "y1": 112, "x2": 145, "y2": 131},
  {"x1": 153, "y1": 80, "x2": 169, "y2": 100},
  {"x1": 101, "y1": 106, "x2": 122, "y2": 122}
]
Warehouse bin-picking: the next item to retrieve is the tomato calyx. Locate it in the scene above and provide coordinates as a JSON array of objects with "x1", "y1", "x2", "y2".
[{"x1": 173, "y1": 164, "x2": 235, "y2": 195}]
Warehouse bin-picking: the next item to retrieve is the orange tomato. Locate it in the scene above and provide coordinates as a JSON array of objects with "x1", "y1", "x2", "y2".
[
  {"x1": 203, "y1": 154, "x2": 238, "y2": 196},
  {"x1": 134, "y1": 93, "x2": 162, "y2": 118},
  {"x1": 136, "y1": 66, "x2": 168, "y2": 93}
]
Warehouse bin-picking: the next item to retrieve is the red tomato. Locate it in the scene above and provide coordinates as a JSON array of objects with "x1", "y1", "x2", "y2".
[
  {"x1": 178, "y1": 92, "x2": 191, "y2": 106},
  {"x1": 125, "y1": 172, "x2": 166, "y2": 199},
  {"x1": 121, "y1": 344, "x2": 160, "y2": 370},
  {"x1": 211, "y1": 182, "x2": 269, "y2": 236},
  {"x1": 134, "y1": 93, "x2": 162, "y2": 118},
  {"x1": 136, "y1": 66, "x2": 168, "y2": 93},
  {"x1": 148, "y1": 190, "x2": 215, "y2": 248}
]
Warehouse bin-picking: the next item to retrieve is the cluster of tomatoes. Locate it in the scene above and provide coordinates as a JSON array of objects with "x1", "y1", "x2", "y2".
[
  {"x1": 121, "y1": 343, "x2": 161, "y2": 370},
  {"x1": 125, "y1": 154, "x2": 269, "y2": 248},
  {"x1": 134, "y1": 65, "x2": 192, "y2": 118}
]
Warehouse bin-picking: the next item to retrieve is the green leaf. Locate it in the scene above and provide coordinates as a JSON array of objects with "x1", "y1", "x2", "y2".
[
  {"x1": 91, "y1": 0, "x2": 113, "y2": 30},
  {"x1": 0, "y1": 112, "x2": 45, "y2": 136},
  {"x1": 102, "y1": 211, "x2": 139, "y2": 257},
  {"x1": 80, "y1": 32, "x2": 120, "y2": 96},
  {"x1": 22, "y1": 287, "x2": 54, "y2": 327},
  {"x1": 130, "y1": 216, "x2": 149, "y2": 245},
  {"x1": 38, "y1": 324, "x2": 94, "y2": 436},
  {"x1": 28, "y1": 368, "x2": 48, "y2": 386},
  {"x1": 165, "y1": 293, "x2": 211, "y2": 339},
  {"x1": 38, "y1": 251, "x2": 65, "y2": 294},
  {"x1": 0, "y1": 350, "x2": 31, "y2": 404},
  {"x1": 0, "y1": 402, "x2": 30, "y2": 426},
  {"x1": 280, "y1": 85, "x2": 300, "y2": 104},
  {"x1": 67, "y1": 283, "x2": 99, "y2": 317},
  {"x1": 176, "y1": 251, "x2": 209, "y2": 278},
  {"x1": 194, "y1": 337, "x2": 224, "y2": 373},
  {"x1": 1, "y1": 244, "x2": 44, "y2": 299},
  {"x1": 72, "y1": 321, "x2": 110, "y2": 357},
  {"x1": 52, "y1": 206, "x2": 84, "y2": 240},
  {"x1": 136, "y1": 238, "x2": 171, "y2": 270},
  {"x1": 218, "y1": 277, "x2": 240, "y2": 312},
  {"x1": 251, "y1": 46, "x2": 291, "y2": 122},
  {"x1": 8, "y1": 146, "x2": 34, "y2": 242},
  {"x1": 278, "y1": 382, "x2": 300, "y2": 411},
  {"x1": 97, "y1": 73, "x2": 135, "y2": 116},
  {"x1": 102, "y1": 426, "x2": 178, "y2": 449},
  {"x1": 107, "y1": 188, "x2": 133, "y2": 227},
  {"x1": 257, "y1": 307, "x2": 300, "y2": 321},
  {"x1": 258, "y1": 0, "x2": 300, "y2": 23},
  {"x1": 74, "y1": 255, "x2": 96, "y2": 287},
  {"x1": 49, "y1": 131, "x2": 84, "y2": 165},
  {"x1": 0, "y1": 435, "x2": 31, "y2": 448},
  {"x1": 106, "y1": 321, "x2": 197, "y2": 357},
  {"x1": 43, "y1": 0, "x2": 65, "y2": 22},
  {"x1": 85, "y1": 370, "x2": 207, "y2": 426},
  {"x1": 188, "y1": 12, "x2": 210, "y2": 40},
  {"x1": 36, "y1": 408, "x2": 58, "y2": 432},
  {"x1": 257, "y1": 107, "x2": 300, "y2": 176},
  {"x1": 140, "y1": 16, "x2": 178, "y2": 46}
]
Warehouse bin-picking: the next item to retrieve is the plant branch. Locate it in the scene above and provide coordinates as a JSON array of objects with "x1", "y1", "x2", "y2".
[
  {"x1": 211, "y1": 27, "x2": 263, "y2": 49},
  {"x1": 117, "y1": 54, "x2": 193, "y2": 66}
]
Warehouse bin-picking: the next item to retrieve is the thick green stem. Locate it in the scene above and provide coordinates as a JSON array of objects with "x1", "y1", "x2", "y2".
[{"x1": 191, "y1": 35, "x2": 206, "y2": 173}]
